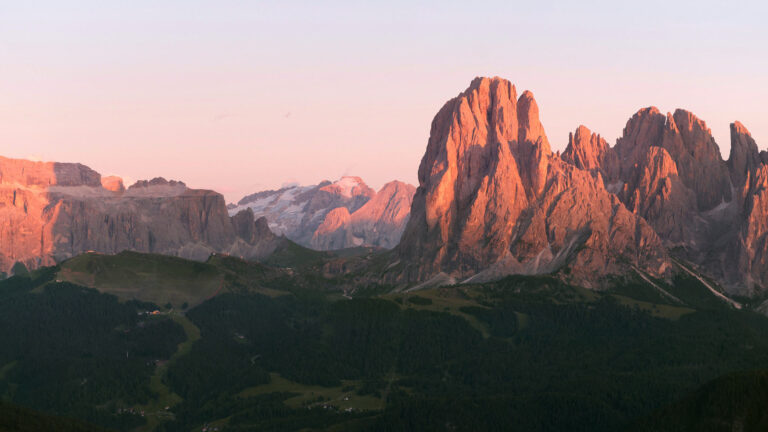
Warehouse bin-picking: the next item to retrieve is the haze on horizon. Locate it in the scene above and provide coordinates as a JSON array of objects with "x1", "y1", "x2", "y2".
[{"x1": 1, "y1": 0, "x2": 766, "y2": 202}]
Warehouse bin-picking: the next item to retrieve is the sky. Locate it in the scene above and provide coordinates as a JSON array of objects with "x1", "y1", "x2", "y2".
[{"x1": 1, "y1": 1, "x2": 766, "y2": 202}]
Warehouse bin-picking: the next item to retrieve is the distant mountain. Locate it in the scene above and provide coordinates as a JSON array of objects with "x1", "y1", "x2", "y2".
[
  {"x1": 394, "y1": 76, "x2": 768, "y2": 295},
  {"x1": 229, "y1": 177, "x2": 415, "y2": 251},
  {"x1": 0, "y1": 156, "x2": 281, "y2": 274}
]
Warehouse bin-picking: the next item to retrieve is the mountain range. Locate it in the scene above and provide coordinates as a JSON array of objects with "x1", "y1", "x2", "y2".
[
  {"x1": 0, "y1": 156, "x2": 285, "y2": 274},
  {"x1": 3, "y1": 75, "x2": 768, "y2": 298},
  {"x1": 395, "y1": 76, "x2": 768, "y2": 296},
  {"x1": 4, "y1": 75, "x2": 768, "y2": 432}
]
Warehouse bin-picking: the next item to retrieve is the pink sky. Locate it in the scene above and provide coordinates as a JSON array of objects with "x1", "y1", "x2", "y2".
[{"x1": 1, "y1": 1, "x2": 766, "y2": 202}]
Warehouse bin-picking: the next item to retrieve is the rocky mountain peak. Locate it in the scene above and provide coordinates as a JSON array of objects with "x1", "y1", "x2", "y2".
[
  {"x1": 728, "y1": 121, "x2": 762, "y2": 187},
  {"x1": 319, "y1": 176, "x2": 374, "y2": 199},
  {"x1": 562, "y1": 125, "x2": 619, "y2": 182},
  {"x1": 100, "y1": 176, "x2": 125, "y2": 193},
  {"x1": 397, "y1": 77, "x2": 668, "y2": 286},
  {"x1": 378, "y1": 180, "x2": 414, "y2": 196},
  {"x1": 516, "y1": 90, "x2": 550, "y2": 153},
  {"x1": 615, "y1": 107, "x2": 731, "y2": 212}
]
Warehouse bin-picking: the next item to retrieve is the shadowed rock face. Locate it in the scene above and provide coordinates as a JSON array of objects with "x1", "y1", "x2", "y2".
[
  {"x1": 397, "y1": 77, "x2": 669, "y2": 288},
  {"x1": 0, "y1": 156, "x2": 277, "y2": 273}
]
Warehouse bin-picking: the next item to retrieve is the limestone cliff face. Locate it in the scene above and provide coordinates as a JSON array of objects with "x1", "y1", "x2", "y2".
[
  {"x1": 729, "y1": 121, "x2": 762, "y2": 199},
  {"x1": 560, "y1": 108, "x2": 768, "y2": 294},
  {"x1": 734, "y1": 164, "x2": 768, "y2": 289},
  {"x1": 594, "y1": 109, "x2": 768, "y2": 294},
  {"x1": 725, "y1": 123, "x2": 768, "y2": 293},
  {"x1": 0, "y1": 157, "x2": 276, "y2": 273},
  {"x1": 618, "y1": 146, "x2": 696, "y2": 244},
  {"x1": 614, "y1": 108, "x2": 732, "y2": 214},
  {"x1": 397, "y1": 77, "x2": 668, "y2": 287}
]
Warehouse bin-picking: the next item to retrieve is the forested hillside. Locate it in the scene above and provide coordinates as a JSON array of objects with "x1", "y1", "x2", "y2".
[{"x1": 2, "y1": 256, "x2": 768, "y2": 431}]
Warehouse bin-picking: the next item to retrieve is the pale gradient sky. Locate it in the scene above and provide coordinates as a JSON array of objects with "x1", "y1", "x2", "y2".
[{"x1": 1, "y1": 1, "x2": 766, "y2": 202}]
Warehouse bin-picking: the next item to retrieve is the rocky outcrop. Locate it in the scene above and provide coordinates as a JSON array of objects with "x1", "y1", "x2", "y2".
[
  {"x1": 562, "y1": 125, "x2": 619, "y2": 182},
  {"x1": 0, "y1": 157, "x2": 278, "y2": 273},
  {"x1": 230, "y1": 177, "x2": 415, "y2": 250},
  {"x1": 614, "y1": 108, "x2": 732, "y2": 213},
  {"x1": 729, "y1": 121, "x2": 762, "y2": 196},
  {"x1": 396, "y1": 77, "x2": 669, "y2": 287},
  {"x1": 599, "y1": 110, "x2": 763, "y2": 293},
  {"x1": 100, "y1": 176, "x2": 125, "y2": 193},
  {"x1": 618, "y1": 146, "x2": 696, "y2": 244},
  {"x1": 724, "y1": 123, "x2": 768, "y2": 293},
  {"x1": 229, "y1": 209, "x2": 284, "y2": 260}
]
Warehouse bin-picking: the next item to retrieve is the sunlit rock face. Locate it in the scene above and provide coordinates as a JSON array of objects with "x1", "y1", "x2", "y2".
[
  {"x1": 0, "y1": 156, "x2": 277, "y2": 273},
  {"x1": 562, "y1": 125, "x2": 619, "y2": 182},
  {"x1": 393, "y1": 76, "x2": 768, "y2": 294},
  {"x1": 726, "y1": 122, "x2": 768, "y2": 294},
  {"x1": 580, "y1": 110, "x2": 768, "y2": 295},
  {"x1": 396, "y1": 77, "x2": 669, "y2": 288},
  {"x1": 561, "y1": 107, "x2": 768, "y2": 295},
  {"x1": 100, "y1": 176, "x2": 125, "y2": 193}
]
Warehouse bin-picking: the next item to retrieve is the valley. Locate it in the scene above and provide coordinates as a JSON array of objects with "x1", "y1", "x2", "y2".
[{"x1": 1, "y1": 249, "x2": 767, "y2": 431}]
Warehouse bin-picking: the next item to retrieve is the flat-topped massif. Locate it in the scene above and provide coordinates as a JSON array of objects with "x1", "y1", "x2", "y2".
[{"x1": 0, "y1": 156, "x2": 280, "y2": 273}]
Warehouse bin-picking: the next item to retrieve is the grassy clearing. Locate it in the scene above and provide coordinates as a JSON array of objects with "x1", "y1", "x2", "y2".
[
  {"x1": 384, "y1": 286, "x2": 492, "y2": 337},
  {"x1": 610, "y1": 294, "x2": 695, "y2": 320},
  {"x1": 57, "y1": 252, "x2": 223, "y2": 308},
  {"x1": 264, "y1": 241, "x2": 330, "y2": 268},
  {"x1": 239, "y1": 373, "x2": 384, "y2": 411}
]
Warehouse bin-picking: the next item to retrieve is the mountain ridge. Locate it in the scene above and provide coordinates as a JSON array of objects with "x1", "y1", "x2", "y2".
[
  {"x1": 0, "y1": 156, "x2": 286, "y2": 274},
  {"x1": 4, "y1": 76, "x2": 768, "y2": 297},
  {"x1": 395, "y1": 76, "x2": 768, "y2": 295}
]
